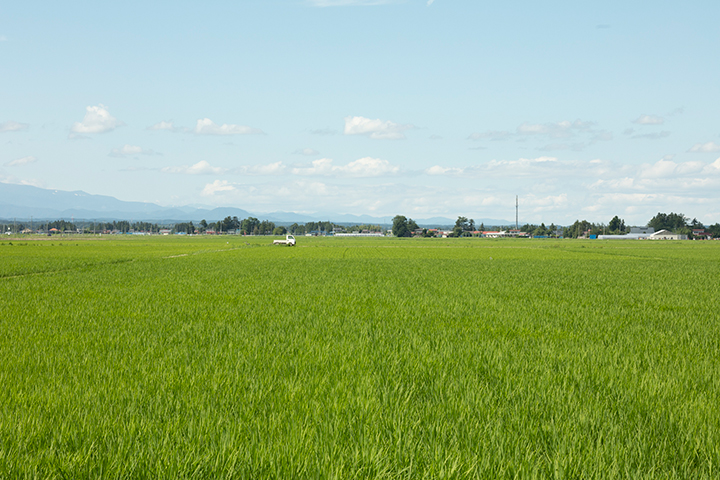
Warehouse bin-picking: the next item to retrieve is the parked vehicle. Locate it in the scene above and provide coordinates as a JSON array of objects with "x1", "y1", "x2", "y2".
[{"x1": 273, "y1": 235, "x2": 296, "y2": 246}]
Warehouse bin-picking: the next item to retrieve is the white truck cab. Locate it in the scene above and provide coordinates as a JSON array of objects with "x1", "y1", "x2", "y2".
[{"x1": 273, "y1": 234, "x2": 296, "y2": 246}]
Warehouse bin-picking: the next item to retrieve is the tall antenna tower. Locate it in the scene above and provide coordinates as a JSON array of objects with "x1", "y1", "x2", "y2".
[{"x1": 515, "y1": 195, "x2": 518, "y2": 230}]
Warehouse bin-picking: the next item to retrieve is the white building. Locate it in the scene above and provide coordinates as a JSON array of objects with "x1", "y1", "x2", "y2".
[{"x1": 649, "y1": 229, "x2": 687, "y2": 240}]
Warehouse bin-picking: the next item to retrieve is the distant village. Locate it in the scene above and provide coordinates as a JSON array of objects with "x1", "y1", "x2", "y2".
[{"x1": 2, "y1": 212, "x2": 719, "y2": 240}]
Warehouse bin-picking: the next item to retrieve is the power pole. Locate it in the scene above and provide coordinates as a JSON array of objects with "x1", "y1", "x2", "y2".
[{"x1": 515, "y1": 195, "x2": 519, "y2": 230}]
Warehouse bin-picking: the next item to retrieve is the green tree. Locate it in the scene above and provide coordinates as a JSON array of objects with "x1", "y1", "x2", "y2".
[
  {"x1": 608, "y1": 216, "x2": 625, "y2": 233},
  {"x1": 648, "y1": 212, "x2": 687, "y2": 232},
  {"x1": 173, "y1": 222, "x2": 195, "y2": 234},
  {"x1": 451, "y1": 216, "x2": 475, "y2": 237},
  {"x1": 273, "y1": 226, "x2": 287, "y2": 235},
  {"x1": 241, "y1": 217, "x2": 260, "y2": 235},
  {"x1": 259, "y1": 220, "x2": 276, "y2": 235},
  {"x1": 392, "y1": 215, "x2": 411, "y2": 237},
  {"x1": 564, "y1": 220, "x2": 595, "y2": 238},
  {"x1": 533, "y1": 223, "x2": 548, "y2": 236},
  {"x1": 707, "y1": 223, "x2": 720, "y2": 238}
]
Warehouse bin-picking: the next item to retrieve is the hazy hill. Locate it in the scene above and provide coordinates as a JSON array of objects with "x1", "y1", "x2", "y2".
[{"x1": 0, "y1": 183, "x2": 511, "y2": 226}]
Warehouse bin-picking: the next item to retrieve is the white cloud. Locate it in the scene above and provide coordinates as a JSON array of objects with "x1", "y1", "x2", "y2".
[
  {"x1": 427, "y1": 0, "x2": 435, "y2": 5},
  {"x1": 233, "y1": 161, "x2": 287, "y2": 176},
  {"x1": 293, "y1": 157, "x2": 399, "y2": 177},
  {"x1": 344, "y1": 116, "x2": 414, "y2": 140},
  {"x1": 0, "y1": 175, "x2": 44, "y2": 188},
  {"x1": 4, "y1": 156, "x2": 37, "y2": 167},
  {"x1": 675, "y1": 161, "x2": 705, "y2": 175},
  {"x1": 343, "y1": 157, "x2": 400, "y2": 176},
  {"x1": 640, "y1": 159, "x2": 678, "y2": 179},
  {"x1": 71, "y1": 104, "x2": 124, "y2": 134},
  {"x1": 0, "y1": 121, "x2": 29, "y2": 132},
  {"x1": 486, "y1": 156, "x2": 559, "y2": 171},
  {"x1": 524, "y1": 194, "x2": 569, "y2": 212},
  {"x1": 193, "y1": 118, "x2": 264, "y2": 135},
  {"x1": 633, "y1": 114, "x2": 664, "y2": 125},
  {"x1": 293, "y1": 148, "x2": 320, "y2": 156},
  {"x1": 461, "y1": 119, "x2": 606, "y2": 153},
  {"x1": 162, "y1": 161, "x2": 227, "y2": 175},
  {"x1": 426, "y1": 165, "x2": 465, "y2": 176},
  {"x1": 688, "y1": 141, "x2": 720, "y2": 153},
  {"x1": 0, "y1": 35, "x2": 6, "y2": 42},
  {"x1": 425, "y1": 156, "x2": 567, "y2": 179},
  {"x1": 148, "y1": 121, "x2": 178, "y2": 131},
  {"x1": 703, "y1": 158, "x2": 720, "y2": 174},
  {"x1": 109, "y1": 145, "x2": 161, "y2": 157},
  {"x1": 516, "y1": 120, "x2": 594, "y2": 138},
  {"x1": 201, "y1": 180, "x2": 236, "y2": 196}
]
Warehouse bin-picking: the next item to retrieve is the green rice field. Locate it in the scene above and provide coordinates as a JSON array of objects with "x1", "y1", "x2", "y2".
[{"x1": 1, "y1": 235, "x2": 719, "y2": 478}]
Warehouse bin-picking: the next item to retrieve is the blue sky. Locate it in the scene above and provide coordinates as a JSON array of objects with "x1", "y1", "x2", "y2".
[{"x1": 2, "y1": 0, "x2": 719, "y2": 224}]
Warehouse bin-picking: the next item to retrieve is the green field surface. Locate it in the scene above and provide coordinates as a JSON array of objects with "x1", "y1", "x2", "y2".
[{"x1": 1, "y1": 235, "x2": 719, "y2": 478}]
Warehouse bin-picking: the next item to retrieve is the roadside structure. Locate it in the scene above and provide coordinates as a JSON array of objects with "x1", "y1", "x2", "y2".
[{"x1": 649, "y1": 229, "x2": 687, "y2": 240}]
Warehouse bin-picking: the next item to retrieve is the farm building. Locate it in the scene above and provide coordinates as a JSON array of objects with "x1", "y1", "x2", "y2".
[
  {"x1": 597, "y1": 233, "x2": 653, "y2": 240},
  {"x1": 692, "y1": 229, "x2": 710, "y2": 239},
  {"x1": 649, "y1": 229, "x2": 687, "y2": 240}
]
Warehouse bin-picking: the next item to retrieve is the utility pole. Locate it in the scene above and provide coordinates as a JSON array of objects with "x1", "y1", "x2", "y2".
[{"x1": 515, "y1": 195, "x2": 519, "y2": 231}]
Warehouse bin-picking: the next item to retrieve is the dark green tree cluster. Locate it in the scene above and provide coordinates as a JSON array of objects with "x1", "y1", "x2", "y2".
[
  {"x1": 392, "y1": 215, "x2": 419, "y2": 237},
  {"x1": 521, "y1": 223, "x2": 559, "y2": 237},
  {"x1": 563, "y1": 220, "x2": 602, "y2": 239},
  {"x1": 289, "y1": 221, "x2": 337, "y2": 235},
  {"x1": 173, "y1": 222, "x2": 195, "y2": 234},
  {"x1": 87, "y1": 220, "x2": 161, "y2": 233},
  {"x1": 646, "y1": 212, "x2": 720, "y2": 238},
  {"x1": 343, "y1": 224, "x2": 383, "y2": 233},
  {"x1": 608, "y1": 216, "x2": 626, "y2": 233},
  {"x1": 1, "y1": 222, "x2": 25, "y2": 233},
  {"x1": 450, "y1": 216, "x2": 475, "y2": 237},
  {"x1": 707, "y1": 223, "x2": 720, "y2": 238},
  {"x1": 647, "y1": 212, "x2": 688, "y2": 232},
  {"x1": 47, "y1": 220, "x2": 77, "y2": 232},
  {"x1": 288, "y1": 223, "x2": 305, "y2": 235}
]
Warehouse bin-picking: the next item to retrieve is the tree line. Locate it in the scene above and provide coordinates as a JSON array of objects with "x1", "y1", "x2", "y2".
[
  {"x1": 4, "y1": 211, "x2": 720, "y2": 238},
  {"x1": 175, "y1": 217, "x2": 383, "y2": 235},
  {"x1": 563, "y1": 213, "x2": 719, "y2": 239},
  {"x1": 390, "y1": 212, "x2": 720, "y2": 239}
]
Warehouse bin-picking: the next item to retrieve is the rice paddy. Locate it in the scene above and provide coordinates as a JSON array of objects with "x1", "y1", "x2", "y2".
[{"x1": 1, "y1": 235, "x2": 719, "y2": 478}]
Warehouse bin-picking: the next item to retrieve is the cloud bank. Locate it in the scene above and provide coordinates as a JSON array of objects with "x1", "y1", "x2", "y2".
[
  {"x1": 193, "y1": 118, "x2": 264, "y2": 135},
  {"x1": 4, "y1": 156, "x2": 37, "y2": 167},
  {"x1": 344, "y1": 116, "x2": 414, "y2": 140},
  {"x1": 0, "y1": 120, "x2": 30, "y2": 133},
  {"x1": 71, "y1": 105, "x2": 124, "y2": 134}
]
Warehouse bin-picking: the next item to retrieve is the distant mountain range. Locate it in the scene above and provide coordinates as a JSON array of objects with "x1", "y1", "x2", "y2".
[{"x1": 0, "y1": 183, "x2": 512, "y2": 227}]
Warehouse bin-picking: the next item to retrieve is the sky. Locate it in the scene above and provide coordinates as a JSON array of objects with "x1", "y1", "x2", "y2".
[{"x1": 1, "y1": 0, "x2": 719, "y2": 225}]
